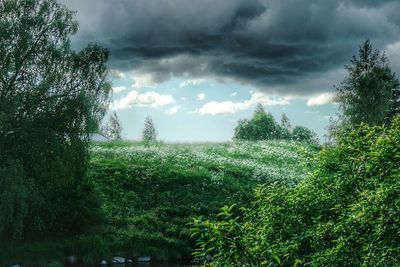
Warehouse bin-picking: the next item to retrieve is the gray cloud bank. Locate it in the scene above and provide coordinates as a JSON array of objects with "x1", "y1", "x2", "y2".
[{"x1": 59, "y1": 0, "x2": 400, "y2": 96}]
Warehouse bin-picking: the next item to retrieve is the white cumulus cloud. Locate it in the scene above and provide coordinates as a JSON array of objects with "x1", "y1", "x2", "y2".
[
  {"x1": 166, "y1": 105, "x2": 180, "y2": 115},
  {"x1": 112, "y1": 90, "x2": 175, "y2": 110},
  {"x1": 132, "y1": 73, "x2": 158, "y2": 89},
  {"x1": 197, "y1": 101, "x2": 248, "y2": 115},
  {"x1": 307, "y1": 93, "x2": 335, "y2": 106},
  {"x1": 250, "y1": 92, "x2": 290, "y2": 106},
  {"x1": 179, "y1": 78, "x2": 208, "y2": 88},
  {"x1": 112, "y1": 86, "x2": 127, "y2": 93},
  {"x1": 197, "y1": 92, "x2": 206, "y2": 100},
  {"x1": 196, "y1": 92, "x2": 290, "y2": 115}
]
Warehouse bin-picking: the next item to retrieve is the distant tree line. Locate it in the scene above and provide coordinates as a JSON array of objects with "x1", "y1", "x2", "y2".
[{"x1": 234, "y1": 104, "x2": 318, "y2": 144}]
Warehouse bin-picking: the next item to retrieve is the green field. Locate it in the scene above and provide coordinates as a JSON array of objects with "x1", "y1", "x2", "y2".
[
  {"x1": 86, "y1": 140, "x2": 317, "y2": 261},
  {"x1": 0, "y1": 140, "x2": 317, "y2": 265}
]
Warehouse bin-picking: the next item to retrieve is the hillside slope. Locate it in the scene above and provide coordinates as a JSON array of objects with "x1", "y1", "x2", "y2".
[{"x1": 88, "y1": 140, "x2": 317, "y2": 260}]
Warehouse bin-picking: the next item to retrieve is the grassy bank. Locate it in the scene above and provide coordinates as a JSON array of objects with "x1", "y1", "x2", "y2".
[{"x1": 0, "y1": 140, "x2": 317, "y2": 266}]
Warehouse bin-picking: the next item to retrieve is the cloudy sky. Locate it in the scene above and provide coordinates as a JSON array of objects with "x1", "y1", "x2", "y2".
[{"x1": 59, "y1": 0, "x2": 400, "y2": 142}]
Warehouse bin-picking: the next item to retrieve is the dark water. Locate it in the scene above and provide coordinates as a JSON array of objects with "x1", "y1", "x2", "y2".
[{"x1": 76, "y1": 262, "x2": 198, "y2": 267}]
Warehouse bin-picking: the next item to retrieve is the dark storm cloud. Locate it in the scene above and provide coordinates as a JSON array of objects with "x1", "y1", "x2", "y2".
[{"x1": 59, "y1": 0, "x2": 400, "y2": 96}]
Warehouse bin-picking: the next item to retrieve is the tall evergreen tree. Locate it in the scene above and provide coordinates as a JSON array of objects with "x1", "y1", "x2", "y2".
[
  {"x1": 142, "y1": 116, "x2": 157, "y2": 142},
  {"x1": 102, "y1": 111, "x2": 123, "y2": 140},
  {"x1": 335, "y1": 40, "x2": 400, "y2": 126}
]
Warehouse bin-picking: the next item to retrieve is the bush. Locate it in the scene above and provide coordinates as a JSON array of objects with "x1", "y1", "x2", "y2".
[
  {"x1": 292, "y1": 126, "x2": 318, "y2": 144},
  {"x1": 192, "y1": 116, "x2": 400, "y2": 266}
]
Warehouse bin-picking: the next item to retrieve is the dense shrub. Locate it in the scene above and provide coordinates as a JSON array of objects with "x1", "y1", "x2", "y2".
[
  {"x1": 192, "y1": 116, "x2": 400, "y2": 266},
  {"x1": 292, "y1": 126, "x2": 318, "y2": 144}
]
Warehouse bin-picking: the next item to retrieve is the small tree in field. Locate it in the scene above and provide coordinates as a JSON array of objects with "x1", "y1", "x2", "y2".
[
  {"x1": 281, "y1": 112, "x2": 291, "y2": 131},
  {"x1": 142, "y1": 116, "x2": 157, "y2": 142},
  {"x1": 102, "y1": 111, "x2": 123, "y2": 140},
  {"x1": 279, "y1": 112, "x2": 292, "y2": 139}
]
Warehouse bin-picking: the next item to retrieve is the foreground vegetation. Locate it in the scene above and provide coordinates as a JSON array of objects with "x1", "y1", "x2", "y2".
[
  {"x1": 0, "y1": 140, "x2": 316, "y2": 265},
  {"x1": 192, "y1": 117, "x2": 400, "y2": 266},
  {"x1": 0, "y1": 0, "x2": 111, "y2": 242}
]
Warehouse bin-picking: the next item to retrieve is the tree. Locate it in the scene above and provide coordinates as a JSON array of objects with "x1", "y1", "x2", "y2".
[
  {"x1": 102, "y1": 111, "x2": 123, "y2": 140},
  {"x1": 292, "y1": 126, "x2": 318, "y2": 144},
  {"x1": 142, "y1": 116, "x2": 157, "y2": 142},
  {"x1": 0, "y1": 0, "x2": 111, "y2": 240},
  {"x1": 279, "y1": 112, "x2": 292, "y2": 139},
  {"x1": 233, "y1": 119, "x2": 253, "y2": 140},
  {"x1": 335, "y1": 40, "x2": 400, "y2": 126},
  {"x1": 234, "y1": 105, "x2": 318, "y2": 143},
  {"x1": 251, "y1": 104, "x2": 281, "y2": 140},
  {"x1": 234, "y1": 104, "x2": 281, "y2": 141},
  {"x1": 323, "y1": 117, "x2": 339, "y2": 146},
  {"x1": 281, "y1": 112, "x2": 291, "y2": 131}
]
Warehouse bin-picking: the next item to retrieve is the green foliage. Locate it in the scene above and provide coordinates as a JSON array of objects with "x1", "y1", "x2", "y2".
[
  {"x1": 234, "y1": 104, "x2": 285, "y2": 141},
  {"x1": 0, "y1": 0, "x2": 111, "y2": 240},
  {"x1": 292, "y1": 126, "x2": 318, "y2": 144},
  {"x1": 0, "y1": 160, "x2": 34, "y2": 239},
  {"x1": 192, "y1": 117, "x2": 400, "y2": 266},
  {"x1": 191, "y1": 204, "x2": 282, "y2": 267},
  {"x1": 142, "y1": 115, "x2": 157, "y2": 142},
  {"x1": 0, "y1": 139, "x2": 315, "y2": 265},
  {"x1": 234, "y1": 105, "x2": 318, "y2": 144},
  {"x1": 335, "y1": 40, "x2": 400, "y2": 126}
]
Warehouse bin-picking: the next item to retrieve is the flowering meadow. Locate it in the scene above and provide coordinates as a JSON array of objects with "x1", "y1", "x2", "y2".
[{"x1": 85, "y1": 140, "x2": 318, "y2": 261}]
